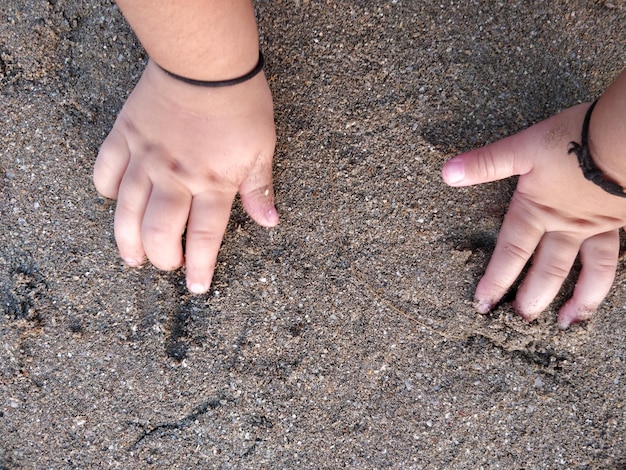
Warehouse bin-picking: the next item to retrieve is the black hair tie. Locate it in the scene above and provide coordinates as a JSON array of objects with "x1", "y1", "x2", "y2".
[
  {"x1": 568, "y1": 99, "x2": 626, "y2": 197},
  {"x1": 157, "y1": 51, "x2": 265, "y2": 88}
]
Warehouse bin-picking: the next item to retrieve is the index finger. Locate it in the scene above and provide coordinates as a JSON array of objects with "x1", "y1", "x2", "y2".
[{"x1": 184, "y1": 190, "x2": 235, "y2": 294}]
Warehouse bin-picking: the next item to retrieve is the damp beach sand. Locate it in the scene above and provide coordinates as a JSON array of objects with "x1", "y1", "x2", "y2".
[{"x1": 1, "y1": 1, "x2": 625, "y2": 468}]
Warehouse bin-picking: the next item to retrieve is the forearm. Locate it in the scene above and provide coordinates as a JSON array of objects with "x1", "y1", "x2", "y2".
[
  {"x1": 589, "y1": 68, "x2": 626, "y2": 186},
  {"x1": 115, "y1": 0, "x2": 259, "y2": 81}
]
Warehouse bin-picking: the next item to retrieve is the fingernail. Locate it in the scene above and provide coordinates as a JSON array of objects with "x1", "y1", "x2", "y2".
[
  {"x1": 123, "y1": 257, "x2": 143, "y2": 267},
  {"x1": 188, "y1": 283, "x2": 208, "y2": 295},
  {"x1": 557, "y1": 317, "x2": 573, "y2": 330},
  {"x1": 443, "y1": 160, "x2": 465, "y2": 185},
  {"x1": 266, "y1": 206, "x2": 279, "y2": 225},
  {"x1": 473, "y1": 299, "x2": 491, "y2": 314},
  {"x1": 515, "y1": 307, "x2": 539, "y2": 323},
  {"x1": 558, "y1": 304, "x2": 593, "y2": 330}
]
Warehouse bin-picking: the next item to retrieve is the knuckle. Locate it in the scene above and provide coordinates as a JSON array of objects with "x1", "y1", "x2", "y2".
[
  {"x1": 587, "y1": 247, "x2": 618, "y2": 272},
  {"x1": 501, "y1": 241, "x2": 533, "y2": 263},
  {"x1": 473, "y1": 147, "x2": 500, "y2": 181},
  {"x1": 186, "y1": 225, "x2": 221, "y2": 242},
  {"x1": 540, "y1": 259, "x2": 571, "y2": 280},
  {"x1": 142, "y1": 224, "x2": 174, "y2": 244},
  {"x1": 242, "y1": 184, "x2": 274, "y2": 203}
]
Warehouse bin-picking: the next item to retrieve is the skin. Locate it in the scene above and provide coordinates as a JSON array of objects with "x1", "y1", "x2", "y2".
[
  {"x1": 93, "y1": 0, "x2": 277, "y2": 294},
  {"x1": 112, "y1": 0, "x2": 260, "y2": 81},
  {"x1": 96, "y1": 2, "x2": 624, "y2": 328},
  {"x1": 442, "y1": 68, "x2": 626, "y2": 328}
]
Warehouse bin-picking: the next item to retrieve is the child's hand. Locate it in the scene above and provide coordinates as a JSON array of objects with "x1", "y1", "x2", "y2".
[
  {"x1": 442, "y1": 103, "x2": 626, "y2": 328},
  {"x1": 94, "y1": 59, "x2": 278, "y2": 294}
]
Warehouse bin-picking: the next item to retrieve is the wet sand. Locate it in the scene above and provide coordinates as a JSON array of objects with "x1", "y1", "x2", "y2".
[{"x1": 1, "y1": 0, "x2": 625, "y2": 467}]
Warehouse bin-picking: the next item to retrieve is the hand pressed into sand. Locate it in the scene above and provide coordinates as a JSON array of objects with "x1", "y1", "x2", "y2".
[
  {"x1": 442, "y1": 103, "x2": 626, "y2": 328},
  {"x1": 93, "y1": 59, "x2": 279, "y2": 294}
]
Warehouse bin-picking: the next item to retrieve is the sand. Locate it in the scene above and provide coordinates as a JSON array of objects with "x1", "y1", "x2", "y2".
[{"x1": 1, "y1": 0, "x2": 625, "y2": 468}]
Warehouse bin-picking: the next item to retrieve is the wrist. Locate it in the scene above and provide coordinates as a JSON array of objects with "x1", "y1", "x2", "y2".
[
  {"x1": 587, "y1": 70, "x2": 626, "y2": 187},
  {"x1": 156, "y1": 51, "x2": 264, "y2": 87},
  {"x1": 153, "y1": 44, "x2": 260, "y2": 84},
  {"x1": 117, "y1": 0, "x2": 260, "y2": 82},
  {"x1": 141, "y1": 58, "x2": 272, "y2": 119}
]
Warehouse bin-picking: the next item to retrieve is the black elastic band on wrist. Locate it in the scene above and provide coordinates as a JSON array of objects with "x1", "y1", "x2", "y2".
[
  {"x1": 568, "y1": 99, "x2": 626, "y2": 198},
  {"x1": 158, "y1": 51, "x2": 264, "y2": 87}
]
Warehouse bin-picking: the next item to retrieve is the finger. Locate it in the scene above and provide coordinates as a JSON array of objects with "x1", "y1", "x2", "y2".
[
  {"x1": 141, "y1": 184, "x2": 191, "y2": 271},
  {"x1": 474, "y1": 195, "x2": 545, "y2": 313},
  {"x1": 94, "y1": 127, "x2": 131, "y2": 199},
  {"x1": 184, "y1": 191, "x2": 235, "y2": 294},
  {"x1": 114, "y1": 160, "x2": 152, "y2": 266},
  {"x1": 239, "y1": 152, "x2": 279, "y2": 227},
  {"x1": 557, "y1": 230, "x2": 619, "y2": 329},
  {"x1": 442, "y1": 130, "x2": 535, "y2": 187},
  {"x1": 512, "y1": 232, "x2": 581, "y2": 321}
]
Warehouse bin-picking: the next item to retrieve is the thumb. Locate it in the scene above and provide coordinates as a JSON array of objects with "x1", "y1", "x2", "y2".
[
  {"x1": 239, "y1": 153, "x2": 279, "y2": 228},
  {"x1": 441, "y1": 131, "x2": 534, "y2": 187}
]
